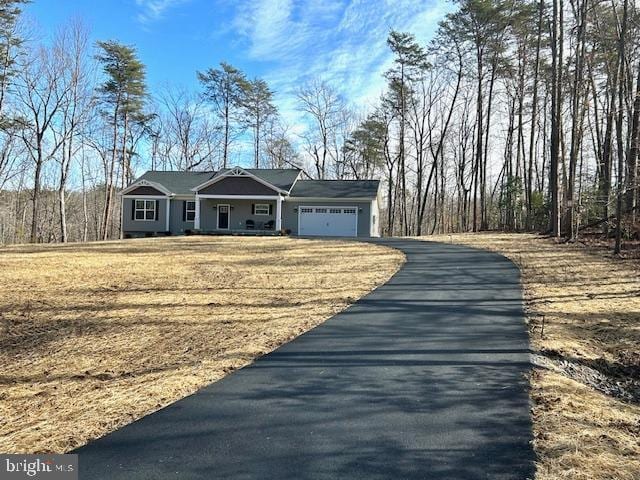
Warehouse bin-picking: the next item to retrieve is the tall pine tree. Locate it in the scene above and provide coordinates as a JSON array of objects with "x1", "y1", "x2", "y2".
[
  {"x1": 198, "y1": 62, "x2": 246, "y2": 168},
  {"x1": 385, "y1": 30, "x2": 429, "y2": 235},
  {"x1": 96, "y1": 40, "x2": 147, "y2": 240},
  {"x1": 240, "y1": 78, "x2": 277, "y2": 168}
]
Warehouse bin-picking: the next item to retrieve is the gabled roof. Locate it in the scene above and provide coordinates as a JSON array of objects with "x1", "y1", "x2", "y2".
[
  {"x1": 130, "y1": 168, "x2": 302, "y2": 196},
  {"x1": 120, "y1": 178, "x2": 174, "y2": 195},
  {"x1": 132, "y1": 171, "x2": 214, "y2": 195},
  {"x1": 215, "y1": 168, "x2": 301, "y2": 192},
  {"x1": 127, "y1": 169, "x2": 379, "y2": 200},
  {"x1": 192, "y1": 166, "x2": 300, "y2": 194},
  {"x1": 289, "y1": 180, "x2": 380, "y2": 199}
]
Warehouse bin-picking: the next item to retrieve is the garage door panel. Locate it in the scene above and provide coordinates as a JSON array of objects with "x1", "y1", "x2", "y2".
[{"x1": 299, "y1": 206, "x2": 358, "y2": 237}]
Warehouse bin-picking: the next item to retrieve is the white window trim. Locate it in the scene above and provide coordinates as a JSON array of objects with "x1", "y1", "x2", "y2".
[
  {"x1": 134, "y1": 199, "x2": 157, "y2": 222},
  {"x1": 254, "y1": 203, "x2": 270, "y2": 216},
  {"x1": 185, "y1": 200, "x2": 196, "y2": 222},
  {"x1": 121, "y1": 179, "x2": 172, "y2": 196},
  {"x1": 122, "y1": 195, "x2": 167, "y2": 199},
  {"x1": 197, "y1": 194, "x2": 279, "y2": 200}
]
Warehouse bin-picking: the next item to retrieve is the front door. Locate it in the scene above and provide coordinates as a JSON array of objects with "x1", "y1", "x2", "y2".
[{"x1": 218, "y1": 204, "x2": 230, "y2": 230}]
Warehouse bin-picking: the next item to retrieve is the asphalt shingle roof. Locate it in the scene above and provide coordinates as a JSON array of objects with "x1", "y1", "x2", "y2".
[
  {"x1": 135, "y1": 171, "x2": 214, "y2": 195},
  {"x1": 132, "y1": 169, "x2": 379, "y2": 199},
  {"x1": 289, "y1": 180, "x2": 380, "y2": 199},
  {"x1": 215, "y1": 168, "x2": 301, "y2": 192},
  {"x1": 134, "y1": 168, "x2": 301, "y2": 195}
]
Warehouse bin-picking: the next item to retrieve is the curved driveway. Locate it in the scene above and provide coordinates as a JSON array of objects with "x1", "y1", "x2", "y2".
[{"x1": 76, "y1": 238, "x2": 535, "y2": 479}]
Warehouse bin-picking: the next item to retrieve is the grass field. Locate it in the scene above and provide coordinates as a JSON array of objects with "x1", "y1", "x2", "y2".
[
  {"x1": 0, "y1": 236, "x2": 404, "y2": 453},
  {"x1": 427, "y1": 233, "x2": 640, "y2": 480}
]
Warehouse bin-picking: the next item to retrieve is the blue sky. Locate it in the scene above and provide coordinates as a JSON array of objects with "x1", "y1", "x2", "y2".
[{"x1": 25, "y1": 0, "x2": 453, "y2": 130}]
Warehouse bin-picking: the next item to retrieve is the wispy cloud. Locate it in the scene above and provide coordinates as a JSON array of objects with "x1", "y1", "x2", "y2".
[
  {"x1": 135, "y1": 0, "x2": 190, "y2": 24},
  {"x1": 228, "y1": 0, "x2": 453, "y2": 130}
]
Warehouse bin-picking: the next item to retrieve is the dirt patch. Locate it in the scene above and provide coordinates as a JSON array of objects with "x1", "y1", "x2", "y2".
[
  {"x1": 420, "y1": 233, "x2": 640, "y2": 480},
  {"x1": 532, "y1": 352, "x2": 640, "y2": 404},
  {"x1": 0, "y1": 236, "x2": 404, "y2": 453}
]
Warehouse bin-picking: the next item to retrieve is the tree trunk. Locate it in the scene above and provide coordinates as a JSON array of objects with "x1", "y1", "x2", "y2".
[
  {"x1": 615, "y1": 0, "x2": 628, "y2": 255},
  {"x1": 101, "y1": 103, "x2": 120, "y2": 240},
  {"x1": 30, "y1": 144, "x2": 43, "y2": 243},
  {"x1": 527, "y1": 0, "x2": 544, "y2": 230},
  {"x1": 473, "y1": 49, "x2": 484, "y2": 232},
  {"x1": 223, "y1": 101, "x2": 229, "y2": 168},
  {"x1": 626, "y1": 61, "x2": 640, "y2": 225},
  {"x1": 481, "y1": 55, "x2": 496, "y2": 230},
  {"x1": 81, "y1": 151, "x2": 88, "y2": 242},
  {"x1": 565, "y1": 0, "x2": 587, "y2": 239},
  {"x1": 549, "y1": 0, "x2": 563, "y2": 237}
]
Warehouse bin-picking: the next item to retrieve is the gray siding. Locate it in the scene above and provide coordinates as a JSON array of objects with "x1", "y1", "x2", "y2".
[
  {"x1": 199, "y1": 198, "x2": 276, "y2": 231},
  {"x1": 282, "y1": 200, "x2": 373, "y2": 237},
  {"x1": 169, "y1": 199, "x2": 196, "y2": 234},
  {"x1": 127, "y1": 186, "x2": 165, "y2": 195},
  {"x1": 198, "y1": 177, "x2": 277, "y2": 195},
  {"x1": 123, "y1": 196, "x2": 377, "y2": 237},
  {"x1": 122, "y1": 197, "x2": 168, "y2": 234}
]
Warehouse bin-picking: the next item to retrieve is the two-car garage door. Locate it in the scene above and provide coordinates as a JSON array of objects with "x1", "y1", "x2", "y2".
[{"x1": 298, "y1": 206, "x2": 358, "y2": 237}]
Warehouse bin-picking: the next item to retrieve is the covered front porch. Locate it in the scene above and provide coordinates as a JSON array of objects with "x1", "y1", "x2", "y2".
[{"x1": 194, "y1": 195, "x2": 283, "y2": 234}]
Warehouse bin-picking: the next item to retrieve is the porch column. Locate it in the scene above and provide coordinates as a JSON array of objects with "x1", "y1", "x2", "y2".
[
  {"x1": 165, "y1": 197, "x2": 171, "y2": 232},
  {"x1": 275, "y1": 195, "x2": 282, "y2": 231},
  {"x1": 120, "y1": 195, "x2": 124, "y2": 239},
  {"x1": 194, "y1": 194, "x2": 201, "y2": 230}
]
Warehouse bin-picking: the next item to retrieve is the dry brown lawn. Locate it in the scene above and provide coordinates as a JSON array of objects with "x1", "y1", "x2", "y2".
[
  {"x1": 0, "y1": 236, "x2": 404, "y2": 454},
  {"x1": 426, "y1": 233, "x2": 640, "y2": 480}
]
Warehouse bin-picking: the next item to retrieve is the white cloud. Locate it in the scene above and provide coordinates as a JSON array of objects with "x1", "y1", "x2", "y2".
[
  {"x1": 229, "y1": 0, "x2": 453, "y2": 137},
  {"x1": 221, "y1": 0, "x2": 454, "y2": 159},
  {"x1": 135, "y1": 0, "x2": 190, "y2": 24}
]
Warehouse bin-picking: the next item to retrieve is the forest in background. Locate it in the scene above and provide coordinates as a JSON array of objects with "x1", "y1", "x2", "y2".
[{"x1": 0, "y1": 0, "x2": 639, "y2": 254}]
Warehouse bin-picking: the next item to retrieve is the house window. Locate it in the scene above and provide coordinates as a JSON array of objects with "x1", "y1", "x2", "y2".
[
  {"x1": 254, "y1": 203, "x2": 270, "y2": 215},
  {"x1": 343, "y1": 208, "x2": 356, "y2": 215},
  {"x1": 135, "y1": 200, "x2": 156, "y2": 220},
  {"x1": 185, "y1": 201, "x2": 196, "y2": 221},
  {"x1": 329, "y1": 208, "x2": 341, "y2": 214},
  {"x1": 315, "y1": 208, "x2": 327, "y2": 213},
  {"x1": 300, "y1": 207, "x2": 313, "y2": 213}
]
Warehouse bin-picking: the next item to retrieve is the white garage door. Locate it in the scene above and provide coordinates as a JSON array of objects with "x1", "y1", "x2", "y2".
[{"x1": 298, "y1": 206, "x2": 358, "y2": 237}]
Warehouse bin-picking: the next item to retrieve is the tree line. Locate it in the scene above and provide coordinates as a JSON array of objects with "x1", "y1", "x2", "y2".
[
  {"x1": 0, "y1": 0, "x2": 302, "y2": 243},
  {"x1": 0, "y1": 0, "x2": 639, "y2": 253},
  {"x1": 342, "y1": 0, "x2": 639, "y2": 254}
]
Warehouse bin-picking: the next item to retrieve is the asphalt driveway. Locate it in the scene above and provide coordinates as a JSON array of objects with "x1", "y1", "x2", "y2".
[{"x1": 75, "y1": 238, "x2": 535, "y2": 479}]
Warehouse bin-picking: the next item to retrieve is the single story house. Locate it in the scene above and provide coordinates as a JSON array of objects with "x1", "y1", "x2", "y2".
[{"x1": 120, "y1": 166, "x2": 381, "y2": 238}]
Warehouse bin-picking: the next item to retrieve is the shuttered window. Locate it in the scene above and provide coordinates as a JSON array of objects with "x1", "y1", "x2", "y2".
[
  {"x1": 185, "y1": 201, "x2": 196, "y2": 221},
  {"x1": 134, "y1": 200, "x2": 157, "y2": 221},
  {"x1": 254, "y1": 204, "x2": 270, "y2": 215}
]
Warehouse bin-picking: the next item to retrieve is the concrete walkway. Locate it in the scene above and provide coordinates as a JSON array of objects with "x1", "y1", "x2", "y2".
[{"x1": 76, "y1": 239, "x2": 535, "y2": 479}]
